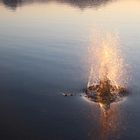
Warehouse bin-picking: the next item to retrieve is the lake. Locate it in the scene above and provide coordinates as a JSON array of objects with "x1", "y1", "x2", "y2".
[{"x1": 0, "y1": 0, "x2": 140, "y2": 140}]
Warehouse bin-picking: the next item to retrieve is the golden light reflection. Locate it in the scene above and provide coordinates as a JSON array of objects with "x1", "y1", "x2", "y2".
[
  {"x1": 86, "y1": 102, "x2": 122, "y2": 140},
  {"x1": 98, "y1": 104, "x2": 121, "y2": 140}
]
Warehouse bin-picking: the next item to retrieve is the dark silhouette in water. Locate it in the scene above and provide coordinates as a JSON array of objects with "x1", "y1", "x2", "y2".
[
  {"x1": 85, "y1": 78, "x2": 127, "y2": 111},
  {"x1": 1, "y1": 0, "x2": 115, "y2": 9}
]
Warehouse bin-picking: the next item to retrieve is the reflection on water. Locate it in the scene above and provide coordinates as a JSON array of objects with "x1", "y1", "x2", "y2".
[
  {"x1": 0, "y1": 0, "x2": 140, "y2": 139},
  {"x1": 1, "y1": 0, "x2": 115, "y2": 9},
  {"x1": 98, "y1": 104, "x2": 121, "y2": 140},
  {"x1": 84, "y1": 96, "x2": 123, "y2": 140}
]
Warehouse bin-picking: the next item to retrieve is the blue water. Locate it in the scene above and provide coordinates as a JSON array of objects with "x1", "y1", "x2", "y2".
[{"x1": 0, "y1": 0, "x2": 140, "y2": 139}]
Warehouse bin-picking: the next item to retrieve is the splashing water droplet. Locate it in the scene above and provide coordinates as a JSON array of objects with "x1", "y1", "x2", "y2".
[{"x1": 86, "y1": 32, "x2": 129, "y2": 111}]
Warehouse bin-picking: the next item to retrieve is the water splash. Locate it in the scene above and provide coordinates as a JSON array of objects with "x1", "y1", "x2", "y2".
[
  {"x1": 86, "y1": 32, "x2": 129, "y2": 110},
  {"x1": 88, "y1": 32, "x2": 127, "y2": 88}
]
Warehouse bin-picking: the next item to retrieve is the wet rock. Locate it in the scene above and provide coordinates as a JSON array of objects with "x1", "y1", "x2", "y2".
[{"x1": 85, "y1": 79, "x2": 128, "y2": 111}]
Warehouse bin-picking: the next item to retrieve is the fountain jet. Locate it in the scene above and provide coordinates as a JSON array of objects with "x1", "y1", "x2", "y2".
[{"x1": 85, "y1": 32, "x2": 128, "y2": 111}]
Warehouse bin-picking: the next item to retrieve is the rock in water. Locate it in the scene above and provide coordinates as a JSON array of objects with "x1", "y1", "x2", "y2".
[{"x1": 85, "y1": 79, "x2": 127, "y2": 111}]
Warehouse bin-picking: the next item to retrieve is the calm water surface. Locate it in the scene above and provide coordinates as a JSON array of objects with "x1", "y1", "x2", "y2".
[{"x1": 0, "y1": 0, "x2": 140, "y2": 140}]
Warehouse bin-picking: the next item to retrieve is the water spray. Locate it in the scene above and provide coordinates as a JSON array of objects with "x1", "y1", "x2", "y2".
[{"x1": 85, "y1": 32, "x2": 129, "y2": 111}]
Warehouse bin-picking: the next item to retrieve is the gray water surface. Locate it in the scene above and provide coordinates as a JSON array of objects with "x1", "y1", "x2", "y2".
[{"x1": 0, "y1": 0, "x2": 140, "y2": 140}]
